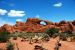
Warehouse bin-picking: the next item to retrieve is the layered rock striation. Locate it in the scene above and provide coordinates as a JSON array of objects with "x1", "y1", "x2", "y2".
[{"x1": 0, "y1": 18, "x2": 75, "y2": 33}]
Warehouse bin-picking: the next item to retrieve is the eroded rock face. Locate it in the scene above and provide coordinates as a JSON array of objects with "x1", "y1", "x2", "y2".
[
  {"x1": 0, "y1": 18, "x2": 75, "y2": 33},
  {"x1": 72, "y1": 20, "x2": 75, "y2": 26},
  {"x1": 0, "y1": 24, "x2": 14, "y2": 33}
]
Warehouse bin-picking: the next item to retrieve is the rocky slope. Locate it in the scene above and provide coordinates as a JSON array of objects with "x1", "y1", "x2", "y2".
[{"x1": 0, "y1": 18, "x2": 75, "y2": 33}]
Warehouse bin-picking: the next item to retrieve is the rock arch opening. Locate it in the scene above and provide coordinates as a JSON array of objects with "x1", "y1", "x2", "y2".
[{"x1": 40, "y1": 21, "x2": 47, "y2": 25}]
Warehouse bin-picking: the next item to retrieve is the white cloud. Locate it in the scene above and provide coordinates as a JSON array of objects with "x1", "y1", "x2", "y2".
[
  {"x1": 53, "y1": 2, "x2": 62, "y2": 7},
  {"x1": 35, "y1": 15, "x2": 40, "y2": 18},
  {"x1": 0, "y1": 21, "x2": 14, "y2": 26},
  {"x1": 0, "y1": 9, "x2": 26, "y2": 17},
  {"x1": 8, "y1": 10, "x2": 25, "y2": 17},
  {"x1": 16, "y1": 19, "x2": 22, "y2": 22},
  {"x1": 0, "y1": 9, "x2": 7, "y2": 15}
]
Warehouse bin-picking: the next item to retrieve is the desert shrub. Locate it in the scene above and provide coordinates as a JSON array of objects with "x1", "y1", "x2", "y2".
[
  {"x1": 59, "y1": 31, "x2": 75, "y2": 41},
  {"x1": 64, "y1": 30, "x2": 73, "y2": 37},
  {"x1": 60, "y1": 32, "x2": 68, "y2": 41},
  {"x1": 52, "y1": 33, "x2": 59, "y2": 38},
  {"x1": 6, "y1": 41, "x2": 14, "y2": 50},
  {"x1": 43, "y1": 35, "x2": 50, "y2": 41},
  {"x1": 0, "y1": 31, "x2": 10, "y2": 42},
  {"x1": 45, "y1": 28, "x2": 59, "y2": 37},
  {"x1": 72, "y1": 36, "x2": 75, "y2": 41},
  {"x1": 11, "y1": 31, "x2": 22, "y2": 40},
  {"x1": 12, "y1": 32, "x2": 18, "y2": 40}
]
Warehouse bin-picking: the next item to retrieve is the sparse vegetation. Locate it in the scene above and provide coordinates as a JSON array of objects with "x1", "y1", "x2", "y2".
[
  {"x1": 59, "y1": 32, "x2": 68, "y2": 41},
  {"x1": 45, "y1": 28, "x2": 75, "y2": 41},
  {"x1": 6, "y1": 41, "x2": 14, "y2": 50},
  {"x1": 72, "y1": 36, "x2": 75, "y2": 41},
  {"x1": 59, "y1": 30, "x2": 75, "y2": 41}
]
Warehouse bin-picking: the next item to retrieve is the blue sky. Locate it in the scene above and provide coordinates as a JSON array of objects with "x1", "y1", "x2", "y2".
[{"x1": 0, "y1": 0, "x2": 75, "y2": 26}]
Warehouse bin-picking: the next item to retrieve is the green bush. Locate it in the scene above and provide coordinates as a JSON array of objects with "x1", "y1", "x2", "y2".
[
  {"x1": 45, "y1": 28, "x2": 59, "y2": 37},
  {"x1": 0, "y1": 31, "x2": 10, "y2": 42}
]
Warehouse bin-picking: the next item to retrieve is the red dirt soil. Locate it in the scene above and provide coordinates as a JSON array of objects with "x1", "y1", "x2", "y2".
[
  {"x1": 0, "y1": 37, "x2": 75, "y2": 50},
  {"x1": 10, "y1": 37, "x2": 75, "y2": 50}
]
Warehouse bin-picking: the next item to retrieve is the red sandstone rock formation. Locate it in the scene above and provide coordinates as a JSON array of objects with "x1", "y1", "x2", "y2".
[
  {"x1": 0, "y1": 18, "x2": 75, "y2": 33},
  {"x1": 0, "y1": 24, "x2": 14, "y2": 33}
]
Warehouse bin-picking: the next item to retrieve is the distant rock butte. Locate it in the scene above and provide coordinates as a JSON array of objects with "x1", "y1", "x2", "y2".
[{"x1": 0, "y1": 18, "x2": 75, "y2": 33}]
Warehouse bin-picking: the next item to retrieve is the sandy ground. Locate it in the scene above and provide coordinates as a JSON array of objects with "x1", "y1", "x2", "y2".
[
  {"x1": 0, "y1": 37, "x2": 75, "y2": 50},
  {"x1": 11, "y1": 37, "x2": 75, "y2": 50}
]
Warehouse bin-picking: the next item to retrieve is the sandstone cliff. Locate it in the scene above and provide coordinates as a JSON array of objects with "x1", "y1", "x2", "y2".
[{"x1": 0, "y1": 18, "x2": 75, "y2": 33}]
